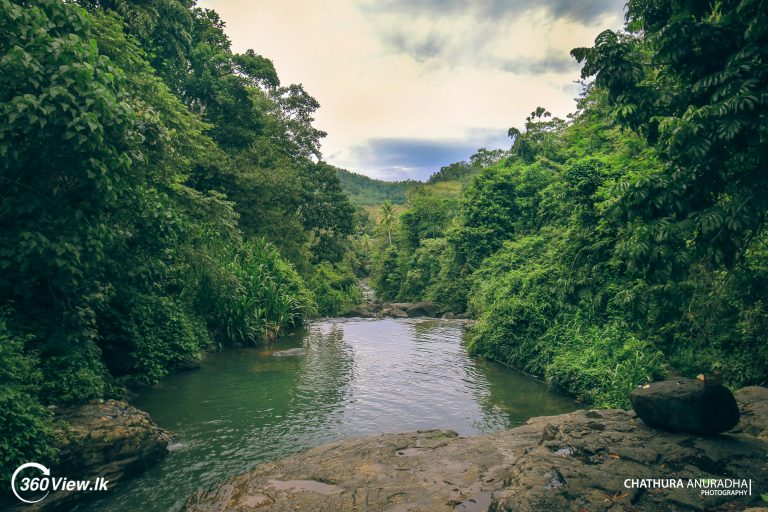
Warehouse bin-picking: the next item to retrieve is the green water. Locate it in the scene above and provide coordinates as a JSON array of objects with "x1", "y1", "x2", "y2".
[{"x1": 83, "y1": 318, "x2": 577, "y2": 511}]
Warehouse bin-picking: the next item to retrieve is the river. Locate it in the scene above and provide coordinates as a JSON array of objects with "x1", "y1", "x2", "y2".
[{"x1": 82, "y1": 318, "x2": 577, "y2": 511}]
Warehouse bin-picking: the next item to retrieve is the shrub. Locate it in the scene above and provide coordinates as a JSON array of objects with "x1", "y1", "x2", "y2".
[
  {"x1": 187, "y1": 237, "x2": 315, "y2": 346},
  {"x1": 98, "y1": 292, "x2": 209, "y2": 384},
  {"x1": 0, "y1": 314, "x2": 57, "y2": 489},
  {"x1": 544, "y1": 321, "x2": 666, "y2": 408}
]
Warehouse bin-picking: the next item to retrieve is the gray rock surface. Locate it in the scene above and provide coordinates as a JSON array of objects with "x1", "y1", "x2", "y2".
[
  {"x1": 381, "y1": 306, "x2": 408, "y2": 318},
  {"x1": 630, "y1": 378, "x2": 740, "y2": 434},
  {"x1": 184, "y1": 387, "x2": 768, "y2": 512}
]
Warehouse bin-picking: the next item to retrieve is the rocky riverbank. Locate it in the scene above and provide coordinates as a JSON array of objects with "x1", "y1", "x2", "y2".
[
  {"x1": 12, "y1": 400, "x2": 170, "y2": 511},
  {"x1": 342, "y1": 299, "x2": 469, "y2": 320},
  {"x1": 185, "y1": 386, "x2": 768, "y2": 512}
]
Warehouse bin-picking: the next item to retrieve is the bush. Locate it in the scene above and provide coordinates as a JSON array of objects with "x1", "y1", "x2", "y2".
[
  {"x1": 0, "y1": 314, "x2": 57, "y2": 489},
  {"x1": 98, "y1": 292, "x2": 209, "y2": 384},
  {"x1": 307, "y1": 261, "x2": 362, "y2": 317},
  {"x1": 544, "y1": 321, "x2": 666, "y2": 408},
  {"x1": 187, "y1": 237, "x2": 315, "y2": 346},
  {"x1": 399, "y1": 238, "x2": 447, "y2": 302}
]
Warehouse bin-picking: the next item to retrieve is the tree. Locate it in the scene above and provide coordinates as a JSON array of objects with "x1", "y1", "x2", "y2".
[
  {"x1": 572, "y1": 0, "x2": 768, "y2": 275},
  {"x1": 507, "y1": 107, "x2": 567, "y2": 163},
  {"x1": 380, "y1": 201, "x2": 396, "y2": 246}
]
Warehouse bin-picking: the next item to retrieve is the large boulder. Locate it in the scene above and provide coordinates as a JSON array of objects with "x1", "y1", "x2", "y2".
[
  {"x1": 630, "y1": 379, "x2": 740, "y2": 434},
  {"x1": 55, "y1": 399, "x2": 170, "y2": 482},
  {"x1": 406, "y1": 301, "x2": 436, "y2": 318}
]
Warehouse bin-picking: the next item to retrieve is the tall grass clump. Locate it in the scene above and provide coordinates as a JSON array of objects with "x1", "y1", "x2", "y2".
[{"x1": 187, "y1": 237, "x2": 315, "y2": 346}]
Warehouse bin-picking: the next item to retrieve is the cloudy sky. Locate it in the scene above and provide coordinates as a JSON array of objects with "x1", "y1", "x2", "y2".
[{"x1": 197, "y1": 0, "x2": 626, "y2": 181}]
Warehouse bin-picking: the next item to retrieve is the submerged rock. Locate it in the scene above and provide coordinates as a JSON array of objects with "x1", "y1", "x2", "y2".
[
  {"x1": 630, "y1": 378, "x2": 740, "y2": 434},
  {"x1": 272, "y1": 348, "x2": 306, "y2": 357},
  {"x1": 184, "y1": 391, "x2": 768, "y2": 512},
  {"x1": 175, "y1": 356, "x2": 202, "y2": 371}
]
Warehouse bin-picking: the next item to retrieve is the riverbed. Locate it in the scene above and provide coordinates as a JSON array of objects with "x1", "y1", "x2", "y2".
[{"x1": 83, "y1": 318, "x2": 577, "y2": 511}]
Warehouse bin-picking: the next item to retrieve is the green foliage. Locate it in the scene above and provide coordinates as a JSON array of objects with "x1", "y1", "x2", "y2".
[
  {"x1": 400, "y1": 188, "x2": 459, "y2": 251},
  {"x1": 573, "y1": 0, "x2": 768, "y2": 275},
  {"x1": 98, "y1": 291, "x2": 209, "y2": 384},
  {"x1": 0, "y1": 313, "x2": 57, "y2": 488},
  {"x1": 1, "y1": 0, "x2": 357, "y2": 423},
  {"x1": 375, "y1": 48, "x2": 767, "y2": 406},
  {"x1": 398, "y1": 238, "x2": 448, "y2": 302},
  {"x1": 186, "y1": 237, "x2": 315, "y2": 346},
  {"x1": 1, "y1": 0, "x2": 151, "y2": 403},
  {"x1": 370, "y1": 245, "x2": 402, "y2": 301},
  {"x1": 307, "y1": 261, "x2": 363, "y2": 317},
  {"x1": 543, "y1": 322, "x2": 665, "y2": 408}
]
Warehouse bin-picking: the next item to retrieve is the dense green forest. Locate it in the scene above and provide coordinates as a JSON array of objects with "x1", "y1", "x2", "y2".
[
  {"x1": 0, "y1": 0, "x2": 362, "y2": 480},
  {"x1": 367, "y1": 0, "x2": 768, "y2": 408}
]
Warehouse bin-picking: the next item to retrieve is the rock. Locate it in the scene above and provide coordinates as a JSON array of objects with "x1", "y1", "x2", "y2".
[
  {"x1": 21, "y1": 400, "x2": 170, "y2": 511},
  {"x1": 272, "y1": 348, "x2": 306, "y2": 357},
  {"x1": 175, "y1": 356, "x2": 201, "y2": 371},
  {"x1": 734, "y1": 386, "x2": 768, "y2": 441},
  {"x1": 406, "y1": 301, "x2": 436, "y2": 317},
  {"x1": 381, "y1": 307, "x2": 408, "y2": 318},
  {"x1": 442, "y1": 312, "x2": 457, "y2": 319},
  {"x1": 630, "y1": 378, "x2": 740, "y2": 434},
  {"x1": 340, "y1": 306, "x2": 372, "y2": 318},
  {"x1": 184, "y1": 401, "x2": 768, "y2": 512}
]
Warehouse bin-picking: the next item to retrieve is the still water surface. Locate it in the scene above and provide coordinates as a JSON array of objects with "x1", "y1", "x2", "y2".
[{"x1": 85, "y1": 318, "x2": 577, "y2": 511}]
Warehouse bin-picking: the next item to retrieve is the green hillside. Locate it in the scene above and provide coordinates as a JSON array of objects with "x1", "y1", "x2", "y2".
[
  {"x1": 334, "y1": 167, "x2": 413, "y2": 206},
  {"x1": 336, "y1": 150, "x2": 504, "y2": 209}
]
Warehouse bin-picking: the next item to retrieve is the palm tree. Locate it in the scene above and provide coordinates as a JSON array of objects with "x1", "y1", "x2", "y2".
[{"x1": 380, "y1": 200, "x2": 395, "y2": 246}]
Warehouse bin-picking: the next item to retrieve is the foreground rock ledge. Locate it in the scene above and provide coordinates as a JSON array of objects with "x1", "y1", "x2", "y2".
[
  {"x1": 185, "y1": 387, "x2": 768, "y2": 512},
  {"x1": 17, "y1": 399, "x2": 171, "y2": 511}
]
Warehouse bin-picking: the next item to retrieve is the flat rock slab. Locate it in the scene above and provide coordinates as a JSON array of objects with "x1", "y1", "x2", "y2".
[
  {"x1": 734, "y1": 386, "x2": 768, "y2": 441},
  {"x1": 630, "y1": 379, "x2": 740, "y2": 434},
  {"x1": 185, "y1": 388, "x2": 768, "y2": 512}
]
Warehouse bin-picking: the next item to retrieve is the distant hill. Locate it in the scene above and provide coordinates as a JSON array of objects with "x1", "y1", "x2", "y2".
[
  {"x1": 427, "y1": 161, "x2": 475, "y2": 185},
  {"x1": 335, "y1": 148, "x2": 508, "y2": 211},
  {"x1": 334, "y1": 167, "x2": 414, "y2": 206}
]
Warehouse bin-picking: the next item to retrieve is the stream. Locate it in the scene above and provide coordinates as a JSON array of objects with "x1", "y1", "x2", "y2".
[{"x1": 83, "y1": 317, "x2": 577, "y2": 511}]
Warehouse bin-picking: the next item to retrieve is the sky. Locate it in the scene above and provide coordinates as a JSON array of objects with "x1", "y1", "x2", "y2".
[{"x1": 197, "y1": 0, "x2": 626, "y2": 181}]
